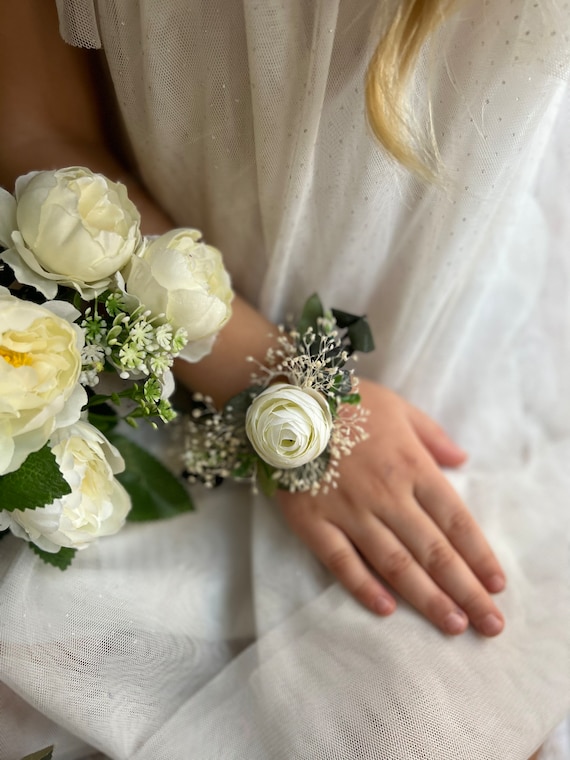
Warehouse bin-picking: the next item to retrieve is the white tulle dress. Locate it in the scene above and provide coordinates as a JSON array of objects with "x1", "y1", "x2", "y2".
[{"x1": 1, "y1": 1, "x2": 569, "y2": 758}]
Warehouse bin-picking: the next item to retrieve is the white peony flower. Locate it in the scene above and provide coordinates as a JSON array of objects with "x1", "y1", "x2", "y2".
[
  {"x1": 0, "y1": 186, "x2": 17, "y2": 246},
  {"x1": 245, "y1": 383, "x2": 333, "y2": 469},
  {"x1": 124, "y1": 228, "x2": 233, "y2": 362},
  {"x1": 0, "y1": 167, "x2": 142, "y2": 299},
  {"x1": 0, "y1": 420, "x2": 131, "y2": 552},
  {"x1": 0, "y1": 289, "x2": 86, "y2": 476}
]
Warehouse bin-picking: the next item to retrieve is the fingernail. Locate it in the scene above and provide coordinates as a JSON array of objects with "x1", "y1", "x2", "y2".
[
  {"x1": 487, "y1": 574, "x2": 506, "y2": 593},
  {"x1": 374, "y1": 596, "x2": 395, "y2": 616},
  {"x1": 480, "y1": 613, "x2": 504, "y2": 636},
  {"x1": 443, "y1": 611, "x2": 468, "y2": 635}
]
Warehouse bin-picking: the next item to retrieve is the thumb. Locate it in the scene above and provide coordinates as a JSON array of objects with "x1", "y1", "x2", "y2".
[{"x1": 407, "y1": 405, "x2": 467, "y2": 468}]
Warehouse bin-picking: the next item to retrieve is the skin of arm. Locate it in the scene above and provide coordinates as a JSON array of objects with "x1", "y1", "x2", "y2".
[{"x1": 0, "y1": 1, "x2": 507, "y2": 637}]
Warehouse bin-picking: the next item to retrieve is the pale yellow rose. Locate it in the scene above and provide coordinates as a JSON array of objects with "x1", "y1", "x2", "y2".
[
  {"x1": 245, "y1": 383, "x2": 333, "y2": 469},
  {"x1": 0, "y1": 290, "x2": 85, "y2": 475},
  {"x1": 1, "y1": 167, "x2": 142, "y2": 298},
  {"x1": 124, "y1": 229, "x2": 233, "y2": 362}
]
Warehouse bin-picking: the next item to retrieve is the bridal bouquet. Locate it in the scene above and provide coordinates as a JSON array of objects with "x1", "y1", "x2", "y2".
[{"x1": 0, "y1": 167, "x2": 233, "y2": 568}]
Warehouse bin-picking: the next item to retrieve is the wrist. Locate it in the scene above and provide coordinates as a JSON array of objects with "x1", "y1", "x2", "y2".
[{"x1": 173, "y1": 295, "x2": 277, "y2": 407}]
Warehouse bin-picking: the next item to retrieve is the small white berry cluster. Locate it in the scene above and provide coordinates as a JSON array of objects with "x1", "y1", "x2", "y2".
[{"x1": 80, "y1": 290, "x2": 188, "y2": 424}]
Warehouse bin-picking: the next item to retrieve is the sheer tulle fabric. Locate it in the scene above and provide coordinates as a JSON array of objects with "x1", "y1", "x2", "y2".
[{"x1": 1, "y1": 1, "x2": 569, "y2": 758}]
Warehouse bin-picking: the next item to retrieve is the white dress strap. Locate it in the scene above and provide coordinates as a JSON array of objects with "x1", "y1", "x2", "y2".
[{"x1": 55, "y1": 0, "x2": 102, "y2": 48}]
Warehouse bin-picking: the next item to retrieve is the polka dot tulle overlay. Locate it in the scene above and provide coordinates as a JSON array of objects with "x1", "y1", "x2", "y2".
[{"x1": 2, "y1": 2, "x2": 569, "y2": 758}]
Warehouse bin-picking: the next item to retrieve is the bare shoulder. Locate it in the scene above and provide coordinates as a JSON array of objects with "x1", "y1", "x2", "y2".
[{"x1": 0, "y1": 0, "x2": 104, "y2": 182}]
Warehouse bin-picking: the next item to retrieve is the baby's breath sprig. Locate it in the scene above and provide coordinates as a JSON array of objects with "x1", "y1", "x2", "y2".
[{"x1": 181, "y1": 294, "x2": 374, "y2": 496}]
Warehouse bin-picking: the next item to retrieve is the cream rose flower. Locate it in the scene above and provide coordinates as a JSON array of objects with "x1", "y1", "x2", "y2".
[
  {"x1": 0, "y1": 167, "x2": 142, "y2": 299},
  {"x1": 0, "y1": 420, "x2": 131, "y2": 552},
  {"x1": 0, "y1": 289, "x2": 86, "y2": 475},
  {"x1": 245, "y1": 383, "x2": 333, "y2": 469},
  {"x1": 124, "y1": 229, "x2": 233, "y2": 362}
]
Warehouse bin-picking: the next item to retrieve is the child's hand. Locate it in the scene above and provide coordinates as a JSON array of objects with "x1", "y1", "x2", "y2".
[{"x1": 277, "y1": 380, "x2": 506, "y2": 636}]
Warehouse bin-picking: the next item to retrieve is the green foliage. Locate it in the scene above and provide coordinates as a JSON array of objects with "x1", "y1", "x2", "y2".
[
  {"x1": 87, "y1": 401, "x2": 120, "y2": 435},
  {"x1": 331, "y1": 308, "x2": 375, "y2": 354},
  {"x1": 19, "y1": 747, "x2": 54, "y2": 760},
  {"x1": 0, "y1": 446, "x2": 70, "y2": 512},
  {"x1": 256, "y1": 460, "x2": 278, "y2": 498},
  {"x1": 225, "y1": 386, "x2": 264, "y2": 420},
  {"x1": 340, "y1": 393, "x2": 361, "y2": 405},
  {"x1": 19, "y1": 748, "x2": 54, "y2": 760},
  {"x1": 30, "y1": 544, "x2": 77, "y2": 570},
  {"x1": 108, "y1": 433, "x2": 193, "y2": 521},
  {"x1": 297, "y1": 292, "x2": 324, "y2": 336},
  {"x1": 86, "y1": 382, "x2": 176, "y2": 427},
  {"x1": 231, "y1": 453, "x2": 257, "y2": 480}
]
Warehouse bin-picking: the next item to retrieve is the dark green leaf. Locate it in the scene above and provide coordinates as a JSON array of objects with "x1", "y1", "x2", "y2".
[
  {"x1": 340, "y1": 393, "x2": 361, "y2": 405},
  {"x1": 0, "y1": 259, "x2": 15, "y2": 287},
  {"x1": 297, "y1": 293, "x2": 324, "y2": 337},
  {"x1": 331, "y1": 308, "x2": 360, "y2": 328},
  {"x1": 332, "y1": 369, "x2": 353, "y2": 396},
  {"x1": 347, "y1": 318, "x2": 375, "y2": 353},
  {"x1": 72, "y1": 290, "x2": 84, "y2": 311},
  {"x1": 331, "y1": 309, "x2": 375, "y2": 354},
  {"x1": 224, "y1": 386, "x2": 263, "y2": 420},
  {"x1": 85, "y1": 393, "x2": 115, "y2": 408},
  {"x1": 19, "y1": 746, "x2": 54, "y2": 760},
  {"x1": 87, "y1": 402, "x2": 119, "y2": 435},
  {"x1": 0, "y1": 446, "x2": 71, "y2": 512},
  {"x1": 30, "y1": 544, "x2": 76, "y2": 570},
  {"x1": 231, "y1": 453, "x2": 257, "y2": 480},
  {"x1": 108, "y1": 433, "x2": 193, "y2": 522}
]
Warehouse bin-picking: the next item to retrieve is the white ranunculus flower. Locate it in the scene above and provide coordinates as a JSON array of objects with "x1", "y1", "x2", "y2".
[
  {"x1": 0, "y1": 420, "x2": 131, "y2": 553},
  {"x1": 245, "y1": 383, "x2": 333, "y2": 469},
  {"x1": 0, "y1": 290, "x2": 86, "y2": 476},
  {"x1": 124, "y1": 228, "x2": 233, "y2": 362},
  {"x1": 1, "y1": 167, "x2": 142, "y2": 299}
]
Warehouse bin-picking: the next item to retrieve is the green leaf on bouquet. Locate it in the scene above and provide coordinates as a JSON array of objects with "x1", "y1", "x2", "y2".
[
  {"x1": 30, "y1": 545, "x2": 77, "y2": 571},
  {"x1": 107, "y1": 433, "x2": 194, "y2": 522},
  {"x1": 0, "y1": 446, "x2": 71, "y2": 512},
  {"x1": 297, "y1": 293, "x2": 324, "y2": 337},
  {"x1": 87, "y1": 401, "x2": 120, "y2": 435},
  {"x1": 20, "y1": 747, "x2": 54, "y2": 760}
]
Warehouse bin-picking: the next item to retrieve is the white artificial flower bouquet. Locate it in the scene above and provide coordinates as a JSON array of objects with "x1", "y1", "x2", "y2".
[{"x1": 0, "y1": 166, "x2": 233, "y2": 568}]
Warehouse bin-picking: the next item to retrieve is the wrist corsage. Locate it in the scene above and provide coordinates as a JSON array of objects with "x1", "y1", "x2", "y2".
[{"x1": 182, "y1": 294, "x2": 374, "y2": 496}]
